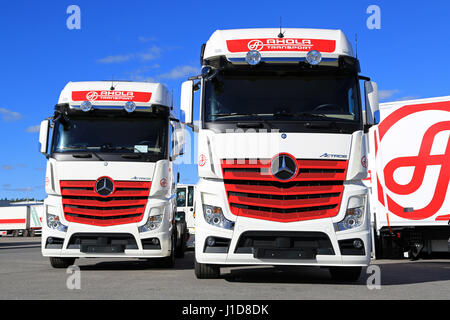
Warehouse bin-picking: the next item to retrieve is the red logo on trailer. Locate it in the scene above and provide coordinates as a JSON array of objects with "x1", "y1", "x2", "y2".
[
  {"x1": 199, "y1": 154, "x2": 207, "y2": 167},
  {"x1": 227, "y1": 38, "x2": 336, "y2": 53},
  {"x1": 377, "y1": 101, "x2": 450, "y2": 221},
  {"x1": 72, "y1": 91, "x2": 152, "y2": 102}
]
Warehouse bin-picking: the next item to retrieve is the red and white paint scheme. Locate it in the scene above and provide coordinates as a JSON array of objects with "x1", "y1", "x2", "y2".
[
  {"x1": 365, "y1": 96, "x2": 450, "y2": 259},
  {"x1": 203, "y1": 28, "x2": 354, "y2": 63},
  {"x1": 39, "y1": 81, "x2": 186, "y2": 268},
  {"x1": 181, "y1": 28, "x2": 380, "y2": 280}
]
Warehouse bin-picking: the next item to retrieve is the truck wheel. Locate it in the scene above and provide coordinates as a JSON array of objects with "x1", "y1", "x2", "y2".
[
  {"x1": 12, "y1": 230, "x2": 19, "y2": 237},
  {"x1": 29, "y1": 230, "x2": 35, "y2": 237},
  {"x1": 22, "y1": 230, "x2": 29, "y2": 237},
  {"x1": 49, "y1": 257, "x2": 76, "y2": 269},
  {"x1": 175, "y1": 225, "x2": 187, "y2": 258},
  {"x1": 156, "y1": 233, "x2": 176, "y2": 268},
  {"x1": 195, "y1": 260, "x2": 220, "y2": 279},
  {"x1": 329, "y1": 266, "x2": 362, "y2": 282}
]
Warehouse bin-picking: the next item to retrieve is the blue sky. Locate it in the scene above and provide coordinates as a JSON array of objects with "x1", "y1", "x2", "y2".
[{"x1": 0, "y1": 0, "x2": 449, "y2": 200}]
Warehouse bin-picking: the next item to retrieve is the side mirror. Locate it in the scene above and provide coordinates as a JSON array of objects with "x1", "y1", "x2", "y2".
[
  {"x1": 364, "y1": 81, "x2": 380, "y2": 125},
  {"x1": 171, "y1": 120, "x2": 186, "y2": 160},
  {"x1": 39, "y1": 120, "x2": 50, "y2": 156},
  {"x1": 180, "y1": 80, "x2": 194, "y2": 127}
]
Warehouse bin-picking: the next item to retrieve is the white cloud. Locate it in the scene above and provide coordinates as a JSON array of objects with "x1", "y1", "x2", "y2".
[
  {"x1": 395, "y1": 95, "x2": 420, "y2": 102},
  {"x1": 97, "y1": 45, "x2": 162, "y2": 64},
  {"x1": 138, "y1": 46, "x2": 162, "y2": 61},
  {"x1": 0, "y1": 108, "x2": 22, "y2": 121},
  {"x1": 25, "y1": 125, "x2": 41, "y2": 133},
  {"x1": 97, "y1": 54, "x2": 134, "y2": 64},
  {"x1": 138, "y1": 36, "x2": 157, "y2": 43},
  {"x1": 158, "y1": 65, "x2": 199, "y2": 80},
  {"x1": 378, "y1": 89, "x2": 399, "y2": 100}
]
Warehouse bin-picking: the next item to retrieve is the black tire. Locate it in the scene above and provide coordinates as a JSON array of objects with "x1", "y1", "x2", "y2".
[
  {"x1": 12, "y1": 230, "x2": 19, "y2": 237},
  {"x1": 329, "y1": 266, "x2": 362, "y2": 282},
  {"x1": 156, "y1": 233, "x2": 176, "y2": 268},
  {"x1": 195, "y1": 260, "x2": 220, "y2": 279},
  {"x1": 49, "y1": 257, "x2": 76, "y2": 269},
  {"x1": 175, "y1": 227, "x2": 187, "y2": 258},
  {"x1": 29, "y1": 230, "x2": 36, "y2": 237},
  {"x1": 22, "y1": 230, "x2": 29, "y2": 237}
]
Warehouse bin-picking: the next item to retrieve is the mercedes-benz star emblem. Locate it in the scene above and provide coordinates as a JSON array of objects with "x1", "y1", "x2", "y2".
[
  {"x1": 270, "y1": 154, "x2": 298, "y2": 181},
  {"x1": 95, "y1": 177, "x2": 114, "y2": 196}
]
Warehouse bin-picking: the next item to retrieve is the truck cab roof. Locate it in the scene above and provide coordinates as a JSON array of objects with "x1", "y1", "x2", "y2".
[
  {"x1": 58, "y1": 81, "x2": 172, "y2": 109},
  {"x1": 203, "y1": 28, "x2": 355, "y2": 63}
]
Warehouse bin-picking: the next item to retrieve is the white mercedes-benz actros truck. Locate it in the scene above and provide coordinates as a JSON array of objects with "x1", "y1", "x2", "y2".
[
  {"x1": 181, "y1": 28, "x2": 380, "y2": 280},
  {"x1": 39, "y1": 81, "x2": 185, "y2": 268}
]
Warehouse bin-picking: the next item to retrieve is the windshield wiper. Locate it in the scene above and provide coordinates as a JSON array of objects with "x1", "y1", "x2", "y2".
[
  {"x1": 71, "y1": 152, "x2": 104, "y2": 161},
  {"x1": 273, "y1": 112, "x2": 329, "y2": 120},
  {"x1": 211, "y1": 113, "x2": 276, "y2": 129},
  {"x1": 121, "y1": 154, "x2": 142, "y2": 159}
]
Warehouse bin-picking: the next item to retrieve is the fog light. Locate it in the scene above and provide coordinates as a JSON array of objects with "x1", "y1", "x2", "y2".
[
  {"x1": 306, "y1": 50, "x2": 322, "y2": 65},
  {"x1": 353, "y1": 239, "x2": 363, "y2": 249},
  {"x1": 206, "y1": 237, "x2": 215, "y2": 247},
  {"x1": 246, "y1": 50, "x2": 261, "y2": 65},
  {"x1": 80, "y1": 100, "x2": 93, "y2": 112},
  {"x1": 152, "y1": 238, "x2": 160, "y2": 245},
  {"x1": 124, "y1": 101, "x2": 136, "y2": 113}
]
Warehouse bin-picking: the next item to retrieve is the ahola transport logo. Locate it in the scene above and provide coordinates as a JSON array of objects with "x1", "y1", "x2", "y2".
[
  {"x1": 247, "y1": 40, "x2": 264, "y2": 51},
  {"x1": 72, "y1": 90, "x2": 152, "y2": 102},
  {"x1": 377, "y1": 101, "x2": 450, "y2": 221},
  {"x1": 226, "y1": 38, "x2": 336, "y2": 53},
  {"x1": 86, "y1": 91, "x2": 99, "y2": 101}
]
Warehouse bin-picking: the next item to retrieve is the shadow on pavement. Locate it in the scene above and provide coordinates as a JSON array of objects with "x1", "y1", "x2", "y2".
[
  {"x1": 78, "y1": 251, "x2": 195, "y2": 271},
  {"x1": 222, "y1": 259, "x2": 450, "y2": 286}
]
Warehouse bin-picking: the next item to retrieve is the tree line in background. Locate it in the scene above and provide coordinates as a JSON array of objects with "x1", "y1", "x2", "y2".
[{"x1": 0, "y1": 197, "x2": 43, "y2": 203}]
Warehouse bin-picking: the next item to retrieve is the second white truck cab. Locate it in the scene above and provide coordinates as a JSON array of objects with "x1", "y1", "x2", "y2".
[
  {"x1": 181, "y1": 28, "x2": 379, "y2": 280},
  {"x1": 39, "y1": 81, "x2": 185, "y2": 268}
]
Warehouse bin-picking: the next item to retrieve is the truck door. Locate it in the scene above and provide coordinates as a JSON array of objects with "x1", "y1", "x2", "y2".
[{"x1": 186, "y1": 186, "x2": 195, "y2": 230}]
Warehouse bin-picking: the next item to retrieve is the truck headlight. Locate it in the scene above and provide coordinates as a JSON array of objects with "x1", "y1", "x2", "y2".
[
  {"x1": 203, "y1": 205, "x2": 234, "y2": 230},
  {"x1": 46, "y1": 208, "x2": 67, "y2": 232},
  {"x1": 139, "y1": 208, "x2": 163, "y2": 233},
  {"x1": 336, "y1": 196, "x2": 366, "y2": 231}
]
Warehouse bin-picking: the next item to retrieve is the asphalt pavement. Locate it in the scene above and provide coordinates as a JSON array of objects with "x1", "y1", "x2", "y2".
[{"x1": 0, "y1": 237, "x2": 449, "y2": 300}]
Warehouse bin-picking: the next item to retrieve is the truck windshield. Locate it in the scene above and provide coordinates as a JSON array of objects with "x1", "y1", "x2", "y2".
[
  {"x1": 204, "y1": 71, "x2": 360, "y2": 123},
  {"x1": 51, "y1": 116, "x2": 167, "y2": 159}
]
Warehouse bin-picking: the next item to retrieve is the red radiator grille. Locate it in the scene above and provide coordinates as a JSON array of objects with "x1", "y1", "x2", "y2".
[
  {"x1": 60, "y1": 180, "x2": 151, "y2": 226},
  {"x1": 221, "y1": 159, "x2": 348, "y2": 222}
]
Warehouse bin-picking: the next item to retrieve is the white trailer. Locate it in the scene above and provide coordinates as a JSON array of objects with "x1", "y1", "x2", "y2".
[
  {"x1": 365, "y1": 96, "x2": 450, "y2": 259},
  {"x1": 0, "y1": 203, "x2": 43, "y2": 237},
  {"x1": 176, "y1": 183, "x2": 196, "y2": 247},
  {"x1": 181, "y1": 28, "x2": 380, "y2": 281}
]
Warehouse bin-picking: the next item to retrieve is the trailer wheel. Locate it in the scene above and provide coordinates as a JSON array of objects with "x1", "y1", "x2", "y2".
[
  {"x1": 329, "y1": 266, "x2": 362, "y2": 282},
  {"x1": 49, "y1": 257, "x2": 76, "y2": 269},
  {"x1": 195, "y1": 260, "x2": 220, "y2": 279},
  {"x1": 12, "y1": 230, "x2": 19, "y2": 237}
]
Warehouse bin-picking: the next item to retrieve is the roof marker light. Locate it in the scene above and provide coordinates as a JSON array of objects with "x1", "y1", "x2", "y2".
[
  {"x1": 80, "y1": 101, "x2": 92, "y2": 112},
  {"x1": 306, "y1": 50, "x2": 322, "y2": 65},
  {"x1": 124, "y1": 101, "x2": 136, "y2": 113},
  {"x1": 246, "y1": 50, "x2": 261, "y2": 65}
]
